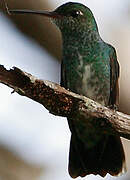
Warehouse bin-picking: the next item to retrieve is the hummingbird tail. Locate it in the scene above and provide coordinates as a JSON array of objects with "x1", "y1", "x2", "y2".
[{"x1": 68, "y1": 134, "x2": 126, "y2": 178}]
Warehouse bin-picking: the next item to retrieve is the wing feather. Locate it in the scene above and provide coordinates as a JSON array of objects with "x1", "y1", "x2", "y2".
[{"x1": 109, "y1": 47, "x2": 120, "y2": 108}]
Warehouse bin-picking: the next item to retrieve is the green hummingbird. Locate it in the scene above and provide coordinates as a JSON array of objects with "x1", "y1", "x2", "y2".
[{"x1": 8, "y1": 2, "x2": 126, "y2": 178}]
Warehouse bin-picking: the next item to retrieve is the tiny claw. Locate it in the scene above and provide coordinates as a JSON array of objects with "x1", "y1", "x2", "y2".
[{"x1": 3, "y1": 0, "x2": 11, "y2": 15}]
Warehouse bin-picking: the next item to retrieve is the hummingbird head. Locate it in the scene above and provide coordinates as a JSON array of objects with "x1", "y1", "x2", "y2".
[{"x1": 52, "y1": 2, "x2": 98, "y2": 34}]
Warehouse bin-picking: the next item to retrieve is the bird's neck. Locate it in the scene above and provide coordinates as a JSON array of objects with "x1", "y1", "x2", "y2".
[{"x1": 62, "y1": 29, "x2": 101, "y2": 54}]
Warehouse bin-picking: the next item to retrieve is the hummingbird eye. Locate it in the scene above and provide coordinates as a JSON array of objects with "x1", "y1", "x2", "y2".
[{"x1": 70, "y1": 10, "x2": 83, "y2": 18}]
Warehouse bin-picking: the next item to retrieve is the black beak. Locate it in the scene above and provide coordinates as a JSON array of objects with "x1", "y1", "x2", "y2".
[{"x1": 8, "y1": 9, "x2": 62, "y2": 19}]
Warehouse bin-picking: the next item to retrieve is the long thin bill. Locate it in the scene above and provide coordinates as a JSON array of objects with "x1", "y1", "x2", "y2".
[{"x1": 8, "y1": 9, "x2": 61, "y2": 18}]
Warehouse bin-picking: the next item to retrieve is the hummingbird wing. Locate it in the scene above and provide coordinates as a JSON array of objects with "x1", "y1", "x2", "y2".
[
  {"x1": 60, "y1": 61, "x2": 68, "y2": 88},
  {"x1": 109, "y1": 46, "x2": 120, "y2": 108}
]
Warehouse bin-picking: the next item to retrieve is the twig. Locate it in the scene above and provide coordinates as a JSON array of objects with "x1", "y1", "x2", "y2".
[{"x1": 3, "y1": 0, "x2": 11, "y2": 15}]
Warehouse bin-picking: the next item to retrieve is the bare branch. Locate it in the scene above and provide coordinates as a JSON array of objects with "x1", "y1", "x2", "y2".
[{"x1": 0, "y1": 65, "x2": 130, "y2": 139}]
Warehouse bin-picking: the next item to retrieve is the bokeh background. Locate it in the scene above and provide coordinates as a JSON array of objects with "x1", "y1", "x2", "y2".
[{"x1": 0, "y1": 0, "x2": 130, "y2": 179}]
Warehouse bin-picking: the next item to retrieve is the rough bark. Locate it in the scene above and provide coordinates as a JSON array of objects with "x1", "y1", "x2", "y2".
[{"x1": 0, "y1": 65, "x2": 130, "y2": 140}]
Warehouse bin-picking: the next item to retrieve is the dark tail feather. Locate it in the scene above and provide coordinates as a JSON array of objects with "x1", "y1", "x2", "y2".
[{"x1": 68, "y1": 134, "x2": 126, "y2": 178}]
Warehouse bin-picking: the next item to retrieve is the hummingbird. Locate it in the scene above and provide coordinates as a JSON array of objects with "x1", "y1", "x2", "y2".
[{"x1": 8, "y1": 2, "x2": 126, "y2": 178}]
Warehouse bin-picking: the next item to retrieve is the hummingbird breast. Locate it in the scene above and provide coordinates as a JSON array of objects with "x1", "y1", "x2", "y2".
[
  {"x1": 62, "y1": 43, "x2": 111, "y2": 106},
  {"x1": 79, "y1": 62, "x2": 110, "y2": 106}
]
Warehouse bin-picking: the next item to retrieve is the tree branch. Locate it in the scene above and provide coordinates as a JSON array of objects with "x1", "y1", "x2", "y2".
[{"x1": 0, "y1": 65, "x2": 130, "y2": 140}]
